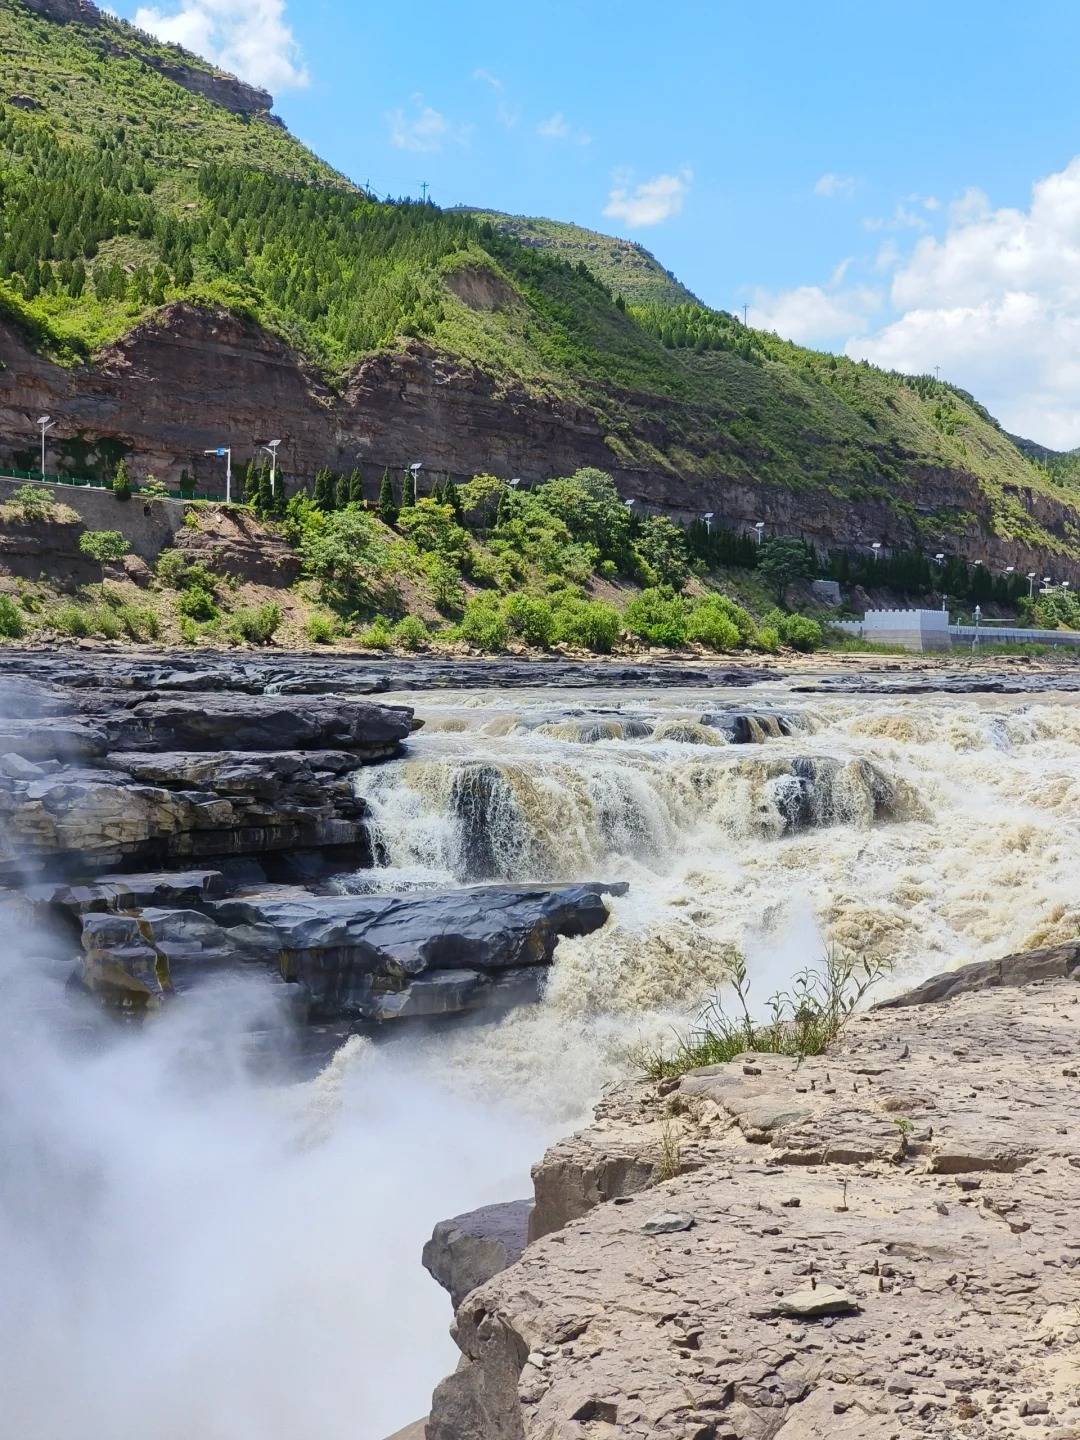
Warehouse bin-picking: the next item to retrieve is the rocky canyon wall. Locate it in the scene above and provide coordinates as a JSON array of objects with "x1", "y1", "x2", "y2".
[{"x1": 3, "y1": 304, "x2": 1077, "y2": 577}]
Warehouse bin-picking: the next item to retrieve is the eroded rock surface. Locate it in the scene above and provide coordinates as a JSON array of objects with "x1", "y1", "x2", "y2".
[{"x1": 427, "y1": 963, "x2": 1080, "y2": 1438}]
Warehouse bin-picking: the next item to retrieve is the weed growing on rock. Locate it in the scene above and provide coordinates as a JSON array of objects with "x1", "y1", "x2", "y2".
[{"x1": 639, "y1": 952, "x2": 885, "y2": 1079}]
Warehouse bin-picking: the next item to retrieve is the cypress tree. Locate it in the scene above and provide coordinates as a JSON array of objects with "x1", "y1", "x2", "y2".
[
  {"x1": 443, "y1": 480, "x2": 462, "y2": 519},
  {"x1": 401, "y1": 467, "x2": 416, "y2": 509},
  {"x1": 335, "y1": 472, "x2": 350, "y2": 510},
  {"x1": 257, "y1": 463, "x2": 274, "y2": 516},
  {"x1": 243, "y1": 459, "x2": 260, "y2": 507},
  {"x1": 313, "y1": 467, "x2": 336, "y2": 512},
  {"x1": 112, "y1": 457, "x2": 131, "y2": 501},
  {"x1": 378, "y1": 471, "x2": 398, "y2": 526},
  {"x1": 348, "y1": 468, "x2": 364, "y2": 505}
]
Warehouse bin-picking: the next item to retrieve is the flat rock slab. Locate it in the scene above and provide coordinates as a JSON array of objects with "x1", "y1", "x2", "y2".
[{"x1": 423, "y1": 1199, "x2": 533, "y2": 1308}]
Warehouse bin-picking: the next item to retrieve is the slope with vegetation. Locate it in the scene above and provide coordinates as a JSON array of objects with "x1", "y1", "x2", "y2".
[{"x1": 2, "y1": 0, "x2": 1080, "y2": 574}]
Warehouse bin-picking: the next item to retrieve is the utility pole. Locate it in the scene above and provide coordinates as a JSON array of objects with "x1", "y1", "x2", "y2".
[
  {"x1": 742, "y1": 304, "x2": 749, "y2": 327},
  {"x1": 420, "y1": 180, "x2": 429, "y2": 203},
  {"x1": 934, "y1": 365, "x2": 941, "y2": 382},
  {"x1": 204, "y1": 446, "x2": 233, "y2": 504},
  {"x1": 261, "y1": 440, "x2": 282, "y2": 498}
]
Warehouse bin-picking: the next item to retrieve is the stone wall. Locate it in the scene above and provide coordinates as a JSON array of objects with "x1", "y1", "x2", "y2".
[{"x1": 0, "y1": 477, "x2": 185, "y2": 563}]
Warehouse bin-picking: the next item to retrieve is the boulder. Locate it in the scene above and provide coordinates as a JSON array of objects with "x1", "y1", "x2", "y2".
[{"x1": 423, "y1": 1199, "x2": 533, "y2": 1308}]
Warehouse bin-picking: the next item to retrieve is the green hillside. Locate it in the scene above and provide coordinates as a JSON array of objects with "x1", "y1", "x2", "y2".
[
  {"x1": 1, "y1": 0, "x2": 1078, "y2": 557},
  {"x1": 460, "y1": 210, "x2": 700, "y2": 307}
]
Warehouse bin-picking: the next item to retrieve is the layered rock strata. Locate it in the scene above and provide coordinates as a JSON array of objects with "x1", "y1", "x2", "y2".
[{"x1": 422, "y1": 949, "x2": 1080, "y2": 1439}]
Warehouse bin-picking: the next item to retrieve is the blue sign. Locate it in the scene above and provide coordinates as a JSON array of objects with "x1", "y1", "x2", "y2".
[{"x1": 215, "y1": 448, "x2": 227, "y2": 457}]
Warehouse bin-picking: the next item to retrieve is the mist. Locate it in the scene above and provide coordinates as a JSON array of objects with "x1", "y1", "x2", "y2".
[{"x1": 0, "y1": 911, "x2": 545, "y2": 1440}]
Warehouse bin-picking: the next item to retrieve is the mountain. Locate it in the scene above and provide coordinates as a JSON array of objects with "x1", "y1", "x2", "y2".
[
  {"x1": 458, "y1": 210, "x2": 700, "y2": 307},
  {"x1": 1, "y1": 0, "x2": 1079, "y2": 577}
]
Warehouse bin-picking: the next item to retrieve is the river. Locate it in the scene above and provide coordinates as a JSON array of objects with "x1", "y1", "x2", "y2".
[{"x1": 4, "y1": 675, "x2": 1080, "y2": 1439}]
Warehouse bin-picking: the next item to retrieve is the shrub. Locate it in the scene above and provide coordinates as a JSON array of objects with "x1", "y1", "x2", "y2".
[
  {"x1": 79, "y1": 530, "x2": 130, "y2": 564},
  {"x1": 633, "y1": 515, "x2": 690, "y2": 590},
  {"x1": 0, "y1": 594, "x2": 25, "y2": 639},
  {"x1": 391, "y1": 614, "x2": 429, "y2": 650},
  {"x1": 179, "y1": 616, "x2": 200, "y2": 646},
  {"x1": 765, "y1": 609, "x2": 823, "y2": 652},
  {"x1": 755, "y1": 625, "x2": 781, "y2": 654},
  {"x1": 684, "y1": 607, "x2": 740, "y2": 652},
  {"x1": 503, "y1": 593, "x2": 555, "y2": 648},
  {"x1": 88, "y1": 605, "x2": 122, "y2": 640},
  {"x1": 177, "y1": 585, "x2": 218, "y2": 622},
  {"x1": 7, "y1": 484, "x2": 56, "y2": 521},
  {"x1": 304, "y1": 611, "x2": 337, "y2": 645},
  {"x1": 358, "y1": 617, "x2": 392, "y2": 650},
  {"x1": 422, "y1": 553, "x2": 465, "y2": 613},
  {"x1": 155, "y1": 549, "x2": 190, "y2": 588},
  {"x1": 116, "y1": 603, "x2": 160, "y2": 641},
  {"x1": 50, "y1": 604, "x2": 91, "y2": 637},
  {"x1": 138, "y1": 475, "x2": 169, "y2": 499},
  {"x1": 693, "y1": 594, "x2": 756, "y2": 645},
  {"x1": 112, "y1": 459, "x2": 132, "y2": 502},
  {"x1": 624, "y1": 588, "x2": 688, "y2": 647},
  {"x1": 299, "y1": 508, "x2": 396, "y2": 609},
  {"x1": 398, "y1": 499, "x2": 470, "y2": 563},
  {"x1": 228, "y1": 603, "x2": 281, "y2": 645},
  {"x1": 550, "y1": 597, "x2": 621, "y2": 653},
  {"x1": 459, "y1": 595, "x2": 509, "y2": 651}
]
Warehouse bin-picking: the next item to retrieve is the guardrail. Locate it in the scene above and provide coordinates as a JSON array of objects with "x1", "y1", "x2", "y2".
[
  {"x1": 951, "y1": 624, "x2": 1080, "y2": 648},
  {"x1": 0, "y1": 468, "x2": 225, "y2": 502}
]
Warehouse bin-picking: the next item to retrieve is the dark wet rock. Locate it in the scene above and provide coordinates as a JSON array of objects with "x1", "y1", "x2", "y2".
[
  {"x1": 28, "y1": 868, "x2": 228, "y2": 914},
  {"x1": 700, "y1": 709, "x2": 803, "y2": 742},
  {"x1": 423, "y1": 1199, "x2": 533, "y2": 1309},
  {"x1": 72, "y1": 881, "x2": 624, "y2": 1020}
]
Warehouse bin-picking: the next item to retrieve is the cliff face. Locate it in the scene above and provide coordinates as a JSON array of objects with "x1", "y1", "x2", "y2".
[
  {"x1": 17, "y1": 0, "x2": 275, "y2": 117},
  {"x1": 423, "y1": 948, "x2": 1080, "y2": 1439},
  {"x1": 3, "y1": 304, "x2": 1078, "y2": 576}
]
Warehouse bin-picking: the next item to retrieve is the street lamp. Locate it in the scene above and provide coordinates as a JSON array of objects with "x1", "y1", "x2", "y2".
[
  {"x1": 204, "y1": 446, "x2": 233, "y2": 504},
  {"x1": 509, "y1": 478, "x2": 521, "y2": 489},
  {"x1": 260, "y1": 439, "x2": 281, "y2": 497},
  {"x1": 624, "y1": 498, "x2": 636, "y2": 511},
  {"x1": 934, "y1": 553, "x2": 945, "y2": 564},
  {"x1": 871, "y1": 541, "x2": 882, "y2": 562},
  {"x1": 703, "y1": 511, "x2": 714, "y2": 535},
  {"x1": 36, "y1": 415, "x2": 54, "y2": 478},
  {"x1": 754, "y1": 521, "x2": 765, "y2": 544},
  {"x1": 1027, "y1": 571, "x2": 1037, "y2": 597}
]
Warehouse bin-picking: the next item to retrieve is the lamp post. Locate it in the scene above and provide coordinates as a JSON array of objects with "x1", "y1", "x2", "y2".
[
  {"x1": 36, "y1": 415, "x2": 55, "y2": 479},
  {"x1": 703, "y1": 511, "x2": 714, "y2": 535},
  {"x1": 624, "y1": 498, "x2": 636, "y2": 511},
  {"x1": 509, "y1": 478, "x2": 521, "y2": 489},
  {"x1": 754, "y1": 521, "x2": 765, "y2": 544},
  {"x1": 204, "y1": 447, "x2": 233, "y2": 504},
  {"x1": 261, "y1": 439, "x2": 281, "y2": 497},
  {"x1": 934, "y1": 553, "x2": 945, "y2": 564},
  {"x1": 871, "y1": 541, "x2": 882, "y2": 562},
  {"x1": 1027, "y1": 571, "x2": 1037, "y2": 598}
]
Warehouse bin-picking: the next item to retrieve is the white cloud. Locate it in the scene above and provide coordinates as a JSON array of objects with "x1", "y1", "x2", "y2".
[
  {"x1": 814, "y1": 172, "x2": 857, "y2": 198},
  {"x1": 603, "y1": 168, "x2": 692, "y2": 227},
  {"x1": 473, "y1": 69, "x2": 519, "y2": 128},
  {"x1": 750, "y1": 282, "x2": 883, "y2": 346},
  {"x1": 537, "y1": 111, "x2": 591, "y2": 145},
  {"x1": 132, "y1": 0, "x2": 308, "y2": 92},
  {"x1": 847, "y1": 155, "x2": 1080, "y2": 446},
  {"x1": 387, "y1": 94, "x2": 468, "y2": 153}
]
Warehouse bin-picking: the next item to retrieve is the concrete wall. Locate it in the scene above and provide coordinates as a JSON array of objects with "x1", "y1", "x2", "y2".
[
  {"x1": 0, "y1": 477, "x2": 186, "y2": 563},
  {"x1": 862, "y1": 608, "x2": 952, "y2": 652},
  {"x1": 951, "y1": 624, "x2": 1080, "y2": 649}
]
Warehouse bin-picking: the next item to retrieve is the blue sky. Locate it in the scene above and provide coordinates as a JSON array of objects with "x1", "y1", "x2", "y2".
[{"x1": 111, "y1": 0, "x2": 1080, "y2": 445}]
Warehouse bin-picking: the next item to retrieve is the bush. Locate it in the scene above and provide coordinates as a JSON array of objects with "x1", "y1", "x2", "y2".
[
  {"x1": 460, "y1": 595, "x2": 509, "y2": 651},
  {"x1": 116, "y1": 603, "x2": 160, "y2": 641},
  {"x1": 358, "y1": 617, "x2": 392, "y2": 650},
  {"x1": 177, "y1": 586, "x2": 218, "y2": 622},
  {"x1": 693, "y1": 594, "x2": 756, "y2": 645},
  {"x1": 50, "y1": 604, "x2": 91, "y2": 637},
  {"x1": 228, "y1": 603, "x2": 281, "y2": 645},
  {"x1": 391, "y1": 614, "x2": 429, "y2": 650},
  {"x1": 0, "y1": 594, "x2": 25, "y2": 638},
  {"x1": 179, "y1": 616, "x2": 201, "y2": 646},
  {"x1": 299, "y1": 508, "x2": 396, "y2": 609},
  {"x1": 155, "y1": 549, "x2": 190, "y2": 588},
  {"x1": 7, "y1": 484, "x2": 56, "y2": 521},
  {"x1": 634, "y1": 515, "x2": 690, "y2": 590},
  {"x1": 79, "y1": 530, "x2": 130, "y2": 564},
  {"x1": 304, "y1": 612, "x2": 337, "y2": 645},
  {"x1": 684, "y1": 607, "x2": 740, "y2": 652},
  {"x1": 624, "y1": 588, "x2": 688, "y2": 647},
  {"x1": 755, "y1": 625, "x2": 781, "y2": 654},
  {"x1": 550, "y1": 597, "x2": 621, "y2": 653},
  {"x1": 765, "y1": 609, "x2": 823, "y2": 652},
  {"x1": 503, "y1": 593, "x2": 555, "y2": 648},
  {"x1": 422, "y1": 553, "x2": 465, "y2": 613}
]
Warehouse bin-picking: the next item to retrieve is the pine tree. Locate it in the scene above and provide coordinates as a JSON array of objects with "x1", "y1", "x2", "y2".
[
  {"x1": 113, "y1": 458, "x2": 131, "y2": 501},
  {"x1": 335, "y1": 472, "x2": 350, "y2": 510},
  {"x1": 348, "y1": 469, "x2": 364, "y2": 505},
  {"x1": 378, "y1": 471, "x2": 398, "y2": 526},
  {"x1": 257, "y1": 463, "x2": 274, "y2": 516},
  {"x1": 401, "y1": 467, "x2": 416, "y2": 509},
  {"x1": 443, "y1": 480, "x2": 462, "y2": 518},
  {"x1": 243, "y1": 459, "x2": 260, "y2": 507},
  {"x1": 313, "y1": 467, "x2": 336, "y2": 512}
]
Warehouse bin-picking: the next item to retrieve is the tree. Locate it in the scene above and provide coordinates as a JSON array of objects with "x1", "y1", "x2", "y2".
[
  {"x1": 757, "y1": 536, "x2": 816, "y2": 601},
  {"x1": 378, "y1": 471, "x2": 398, "y2": 526},
  {"x1": 79, "y1": 529, "x2": 130, "y2": 563},
  {"x1": 313, "y1": 467, "x2": 336, "y2": 512},
  {"x1": 401, "y1": 467, "x2": 417, "y2": 509},
  {"x1": 257, "y1": 463, "x2": 274, "y2": 517},
  {"x1": 633, "y1": 516, "x2": 690, "y2": 590},
  {"x1": 334, "y1": 472, "x2": 351, "y2": 510},
  {"x1": 112, "y1": 458, "x2": 132, "y2": 501},
  {"x1": 442, "y1": 479, "x2": 462, "y2": 519},
  {"x1": 243, "y1": 458, "x2": 260, "y2": 507},
  {"x1": 348, "y1": 469, "x2": 364, "y2": 505}
]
